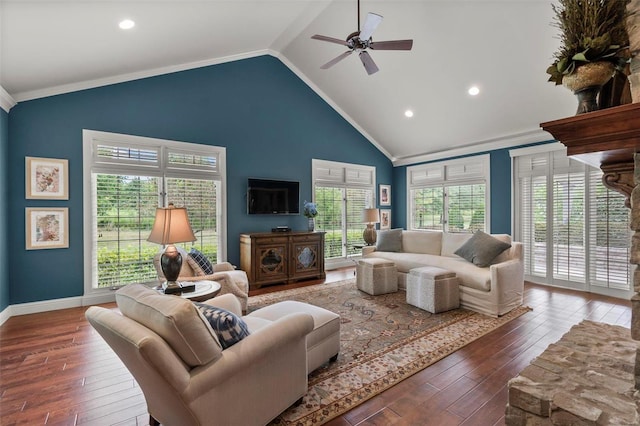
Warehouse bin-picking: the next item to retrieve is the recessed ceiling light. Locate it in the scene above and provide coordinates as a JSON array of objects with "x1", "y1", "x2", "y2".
[
  {"x1": 404, "y1": 110, "x2": 414, "y2": 118},
  {"x1": 468, "y1": 86, "x2": 480, "y2": 96},
  {"x1": 119, "y1": 19, "x2": 135, "y2": 30}
]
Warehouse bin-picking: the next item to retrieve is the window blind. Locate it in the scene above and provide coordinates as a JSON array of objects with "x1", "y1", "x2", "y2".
[{"x1": 588, "y1": 169, "x2": 631, "y2": 289}]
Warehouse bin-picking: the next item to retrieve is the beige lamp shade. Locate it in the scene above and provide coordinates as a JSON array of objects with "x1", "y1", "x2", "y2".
[
  {"x1": 362, "y1": 208, "x2": 380, "y2": 224},
  {"x1": 147, "y1": 205, "x2": 196, "y2": 245}
]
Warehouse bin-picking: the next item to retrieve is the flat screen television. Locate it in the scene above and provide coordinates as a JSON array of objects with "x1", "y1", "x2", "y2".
[{"x1": 247, "y1": 178, "x2": 300, "y2": 215}]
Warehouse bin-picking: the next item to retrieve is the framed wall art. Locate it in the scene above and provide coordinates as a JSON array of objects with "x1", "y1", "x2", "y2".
[
  {"x1": 26, "y1": 207, "x2": 69, "y2": 250},
  {"x1": 380, "y1": 209, "x2": 391, "y2": 230},
  {"x1": 26, "y1": 156, "x2": 69, "y2": 200},
  {"x1": 379, "y1": 184, "x2": 391, "y2": 206}
]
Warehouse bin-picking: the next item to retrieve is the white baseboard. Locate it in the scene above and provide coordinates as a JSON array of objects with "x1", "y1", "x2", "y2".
[{"x1": 0, "y1": 292, "x2": 116, "y2": 326}]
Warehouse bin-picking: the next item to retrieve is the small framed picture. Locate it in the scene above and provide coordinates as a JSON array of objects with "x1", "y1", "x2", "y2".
[
  {"x1": 26, "y1": 208, "x2": 69, "y2": 250},
  {"x1": 380, "y1": 209, "x2": 391, "y2": 230},
  {"x1": 26, "y1": 156, "x2": 69, "y2": 200},
  {"x1": 379, "y1": 184, "x2": 391, "y2": 206}
]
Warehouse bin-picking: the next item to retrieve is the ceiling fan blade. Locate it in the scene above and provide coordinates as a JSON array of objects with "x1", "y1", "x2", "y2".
[
  {"x1": 311, "y1": 34, "x2": 349, "y2": 47},
  {"x1": 358, "y1": 12, "x2": 383, "y2": 41},
  {"x1": 359, "y1": 51, "x2": 379, "y2": 75},
  {"x1": 321, "y1": 51, "x2": 353, "y2": 69},
  {"x1": 370, "y1": 39, "x2": 414, "y2": 51}
]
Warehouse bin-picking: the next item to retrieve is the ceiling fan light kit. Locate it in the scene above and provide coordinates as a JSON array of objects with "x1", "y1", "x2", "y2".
[{"x1": 311, "y1": 0, "x2": 413, "y2": 75}]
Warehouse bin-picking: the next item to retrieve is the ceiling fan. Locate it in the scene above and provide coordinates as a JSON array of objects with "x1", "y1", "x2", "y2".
[{"x1": 311, "y1": 0, "x2": 413, "y2": 75}]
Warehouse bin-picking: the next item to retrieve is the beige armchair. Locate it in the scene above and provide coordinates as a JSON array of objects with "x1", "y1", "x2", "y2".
[
  {"x1": 85, "y1": 284, "x2": 313, "y2": 426},
  {"x1": 153, "y1": 252, "x2": 249, "y2": 312}
]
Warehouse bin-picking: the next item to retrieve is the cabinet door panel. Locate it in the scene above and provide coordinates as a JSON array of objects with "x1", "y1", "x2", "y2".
[{"x1": 257, "y1": 244, "x2": 288, "y2": 283}]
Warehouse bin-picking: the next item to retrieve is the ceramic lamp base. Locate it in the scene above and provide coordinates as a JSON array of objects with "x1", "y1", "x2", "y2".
[{"x1": 363, "y1": 224, "x2": 377, "y2": 246}]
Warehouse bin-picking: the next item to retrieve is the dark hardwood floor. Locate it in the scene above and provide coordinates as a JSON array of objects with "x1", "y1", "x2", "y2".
[{"x1": 0, "y1": 270, "x2": 631, "y2": 425}]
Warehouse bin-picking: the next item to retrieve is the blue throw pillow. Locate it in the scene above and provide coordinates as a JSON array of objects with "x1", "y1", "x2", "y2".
[
  {"x1": 189, "y1": 248, "x2": 214, "y2": 275},
  {"x1": 194, "y1": 302, "x2": 250, "y2": 349}
]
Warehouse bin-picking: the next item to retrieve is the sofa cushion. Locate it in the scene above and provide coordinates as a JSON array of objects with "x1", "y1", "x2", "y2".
[
  {"x1": 116, "y1": 284, "x2": 222, "y2": 367},
  {"x1": 376, "y1": 228, "x2": 403, "y2": 252},
  {"x1": 193, "y1": 303, "x2": 250, "y2": 349},
  {"x1": 454, "y1": 230, "x2": 512, "y2": 267},
  {"x1": 401, "y1": 230, "x2": 442, "y2": 255},
  {"x1": 365, "y1": 252, "x2": 492, "y2": 292},
  {"x1": 441, "y1": 232, "x2": 473, "y2": 258}
]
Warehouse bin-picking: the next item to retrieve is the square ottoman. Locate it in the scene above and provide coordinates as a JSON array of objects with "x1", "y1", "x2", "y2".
[
  {"x1": 356, "y1": 258, "x2": 398, "y2": 295},
  {"x1": 407, "y1": 266, "x2": 459, "y2": 313},
  {"x1": 246, "y1": 300, "x2": 340, "y2": 373}
]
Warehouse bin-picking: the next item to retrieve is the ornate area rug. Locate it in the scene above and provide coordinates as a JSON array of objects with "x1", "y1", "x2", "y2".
[{"x1": 248, "y1": 279, "x2": 531, "y2": 426}]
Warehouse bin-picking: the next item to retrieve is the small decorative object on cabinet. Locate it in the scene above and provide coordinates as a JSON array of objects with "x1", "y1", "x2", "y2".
[{"x1": 240, "y1": 231, "x2": 325, "y2": 289}]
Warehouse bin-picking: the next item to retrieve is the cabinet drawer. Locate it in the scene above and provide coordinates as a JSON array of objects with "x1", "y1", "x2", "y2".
[{"x1": 256, "y1": 236, "x2": 288, "y2": 244}]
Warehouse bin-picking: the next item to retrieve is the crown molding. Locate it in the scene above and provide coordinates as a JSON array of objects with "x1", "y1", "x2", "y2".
[
  {"x1": 0, "y1": 85, "x2": 17, "y2": 112},
  {"x1": 392, "y1": 128, "x2": 554, "y2": 167},
  {"x1": 272, "y1": 50, "x2": 394, "y2": 162},
  {"x1": 12, "y1": 50, "x2": 270, "y2": 102}
]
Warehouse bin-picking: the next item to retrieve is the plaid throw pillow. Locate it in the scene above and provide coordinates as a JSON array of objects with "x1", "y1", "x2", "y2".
[
  {"x1": 194, "y1": 303, "x2": 250, "y2": 349},
  {"x1": 188, "y1": 248, "x2": 214, "y2": 275}
]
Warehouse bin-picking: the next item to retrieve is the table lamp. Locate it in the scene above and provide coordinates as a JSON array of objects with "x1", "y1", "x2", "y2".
[
  {"x1": 147, "y1": 203, "x2": 196, "y2": 294},
  {"x1": 362, "y1": 208, "x2": 380, "y2": 246}
]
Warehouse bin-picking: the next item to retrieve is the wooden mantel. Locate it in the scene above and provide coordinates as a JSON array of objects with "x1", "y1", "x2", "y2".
[{"x1": 541, "y1": 102, "x2": 640, "y2": 206}]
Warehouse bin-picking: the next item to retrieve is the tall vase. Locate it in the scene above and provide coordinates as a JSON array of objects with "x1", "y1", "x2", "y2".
[
  {"x1": 562, "y1": 62, "x2": 615, "y2": 114},
  {"x1": 307, "y1": 217, "x2": 315, "y2": 232}
]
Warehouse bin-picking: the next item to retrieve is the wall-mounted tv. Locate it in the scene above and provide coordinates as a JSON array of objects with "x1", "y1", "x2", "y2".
[{"x1": 247, "y1": 178, "x2": 300, "y2": 215}]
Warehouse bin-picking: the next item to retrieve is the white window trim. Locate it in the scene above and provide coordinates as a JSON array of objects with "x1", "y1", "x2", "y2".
[
  {"x1": 406, "y1": 154, "x2": 491, "y2": 232},
  {"x1": 82, "y1": 129, "x2": 227, "y2": 296}
]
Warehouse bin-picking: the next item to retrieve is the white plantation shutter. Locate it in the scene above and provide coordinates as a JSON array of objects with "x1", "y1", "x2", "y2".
[
  {"x1": 588, "y1": 169, "x2": 631, "y2": 289},
  {"x1": 552, "y1": 171, "x2": 586, "y2": 283},
  {"x1": 94, "y1": 174, "x2": 160, "y2": 288},
  {"x1": 512, "y1": 144, "x2": 631, "y2": 296},
  {"x1": 315, "y1": 186, "x2": 345, "y2": 259},
  {"x1": 411, "y1": 187, "x2": 444, "y2": 230},
  {"x1": 408, "y1": 155, "x2": 489, "y2": 233},
  {"x1": 446, "y1": 183, "x2": 486, "y2": 233},
  {"x1": 312, "y1": 160, "x2": 375, "y2": 264},
  {"x1": 518, "y1": 175, "x2": 547, "y2": 278},
  {"x1": 166, "y1": 177, "x2": 220, "y2": 261}
]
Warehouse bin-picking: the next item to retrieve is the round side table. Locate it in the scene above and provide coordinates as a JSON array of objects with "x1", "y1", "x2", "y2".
[{"x1": 154, "y1": 280, "x2": 221, "y2": 302}]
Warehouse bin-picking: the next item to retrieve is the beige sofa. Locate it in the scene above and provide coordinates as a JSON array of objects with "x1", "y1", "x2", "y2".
[
  {"x1": 86, "y1": 284, "x2": 314, "y2": 426},
  {"x1": 363, "y1": 230, "x2": 524, "y2": 317}
]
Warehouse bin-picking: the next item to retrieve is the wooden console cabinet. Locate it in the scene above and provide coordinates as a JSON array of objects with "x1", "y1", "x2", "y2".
[{"x1": 240, "y1": 231, "x2": 326, "y2": 289}]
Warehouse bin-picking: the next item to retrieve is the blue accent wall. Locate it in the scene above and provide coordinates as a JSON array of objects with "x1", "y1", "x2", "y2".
[
  {"x1": 7, "y1": 55, "x2": 392, "y2": 304},
  {"x1": 0, "y1": 108, "x2": 9, "y2": 311}
]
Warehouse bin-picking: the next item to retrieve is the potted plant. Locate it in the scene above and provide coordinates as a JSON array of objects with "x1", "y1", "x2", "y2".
[{"x1": 546, "y1": 0, "x2": 631, "y2": 114}]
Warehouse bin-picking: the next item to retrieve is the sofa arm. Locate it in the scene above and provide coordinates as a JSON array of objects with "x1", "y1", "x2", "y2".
[
  {"x1": 212, "y1": 262, "x2": 235, "y2": 273},
  {"x1": 362, "y1": 246, "x2": 377, "y2": 256},
  {"x1": 185, "y1": 312, "x2": 314, "y2": 396},
  {"x1": 490, "y1": 258, "x2": 524, "y2": 299},
  {"x1": 202, "y1": 293, "x2": 243, "y2": 316}
]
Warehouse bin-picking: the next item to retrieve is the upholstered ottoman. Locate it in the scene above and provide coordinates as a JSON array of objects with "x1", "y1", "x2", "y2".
[
  {"x1": 356, "y1": 258, "x2": 398, "y2": 295},
  {"x1": 407, "y1": 266, "x2": 459, "y2": 313},
  {"x1": 246, "y1": 301, "x2": 340, "y2": 373}
]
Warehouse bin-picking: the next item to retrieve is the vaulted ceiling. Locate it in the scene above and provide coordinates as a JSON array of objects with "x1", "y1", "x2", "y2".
[{"x1": 1, "y1": 1, "x2": 575, "y2": 165}]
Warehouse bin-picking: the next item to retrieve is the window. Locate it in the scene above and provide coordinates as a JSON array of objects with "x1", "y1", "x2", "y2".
[
  {"x1": 512, "y1": 144, "x2": 631, "y2": 298},
  {"x1": 83, "y1": 130, "x2": 226, "y2": 292},
  {"x1": 407, "y1": 155, "x2": 489, "y2": 233},
  {"x1": 312, "y1": 159, "x2": 375, "y2": 268}
]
